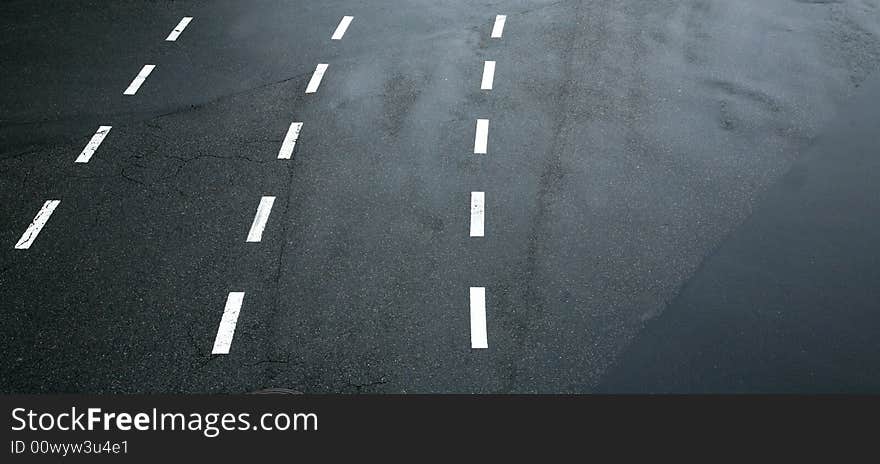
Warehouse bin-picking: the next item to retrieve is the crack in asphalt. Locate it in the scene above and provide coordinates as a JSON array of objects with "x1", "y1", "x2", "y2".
[
  {"x1": 153, "y1": 70, "x2": 315, "y2": 121},
  {"x1": 347, "y1": 379, "x2": 389, "y2": 393},
  {"x1": 259, "y1": 132, "x2": 299, "y2": 388}
]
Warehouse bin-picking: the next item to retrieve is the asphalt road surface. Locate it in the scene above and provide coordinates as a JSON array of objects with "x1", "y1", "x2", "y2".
[{"x1": 2, "y1": 0, "x2": 879, "y2": 393}]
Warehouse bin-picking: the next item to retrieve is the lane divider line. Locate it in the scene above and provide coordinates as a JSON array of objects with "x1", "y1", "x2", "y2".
[
  {"x1": 491, "y1": 15, "x2": 507, "y2": 38},
  {"x1": 14, "y1": 200, "x2": 61, "y2": 250},
  {"x1": 277, "y1": 122, "x2": 304, "y2": 159},
  {"x1": 331, "y1": 16, "x2": 354, "y2": 40},
  {"x1": 123, "y1": 65, "x2": 156, "y2": 95},
  {"x1": 165, "y1": 17, "x2": 193, "y2": 41},
  {"x1": 212, "y1": 292, "x2": 245, "y2": 355},
  {"x1": 305, "y1": 64, "x2": 329, "y2": 94},
  {"x1": 470, "y1": 192, "x2": 485, "y2": 237},
  {"x1": 481, "y1": 61, "x2": 496, "y2": 90},
  {"x1": 474, "y1": 119, "x2": 489, "y2": 154},
  {"x1": 75, "y1": 126, "x2": 112, "y2": 163},
  {"x1": 246, "y1": 196, "x2": 276, "y2": 243},
  {"x1": 470, "y1": 287, "x2": 488, "y2": 349}
]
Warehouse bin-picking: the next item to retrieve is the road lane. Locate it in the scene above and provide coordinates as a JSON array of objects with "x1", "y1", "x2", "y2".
[{"x1": 0, "y1": 0, "x2": 354, "y2": 393}]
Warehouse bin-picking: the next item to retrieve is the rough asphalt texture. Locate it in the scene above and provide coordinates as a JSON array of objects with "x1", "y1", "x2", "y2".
[{"x1": 1, "y1": 0, "x2": 878, "y2": 393}]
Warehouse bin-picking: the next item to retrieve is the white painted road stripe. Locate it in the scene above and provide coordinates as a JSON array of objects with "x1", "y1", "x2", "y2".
[
  {"x1": 14, "y1": 200, "x2": 61, "y2": 250},
  {"x1": 277, "y1": 122, "x2": 303, "y2": 159},
  {"x1": 481, "y1": 61, "x2": 496, "y2": 90},
  {"x1": 331, "y1": 16, "x2": 354, "y2": 40},
  {"x1": 75, "y1": 126, "x2": 112, "y2": 163},
  {"x1": 474, "y1": 119, "x2": 489, "y2": 154},
  {"x1": 470, "y1": 287, "x2": 488, "y2": 349},
  {"x1": 246, "y1": 196, "x2": 276, "y2": 242},
  {"x1": 165, "y1": 17, "x2": 193, "y2": 41},
  {"x1": 470, "y1": 192, "x2": 485, "y2": 237},
  {"x1": 491, "y1": 15, "x2": 507, "y2": 38},
  {"x1": 123, "y1": 65, "x2": 155, "y2": 95},
  {"x1": 212, "y1": 292, "x2": 245, "y2": 355},
  {"x1": 305, "y1": 64, "x2": 328, "y2": 93}
]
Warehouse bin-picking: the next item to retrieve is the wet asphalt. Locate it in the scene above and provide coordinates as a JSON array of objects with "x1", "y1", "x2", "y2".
[{"x1": 1, "y1": 0, "x2": 879, "y2": 393}]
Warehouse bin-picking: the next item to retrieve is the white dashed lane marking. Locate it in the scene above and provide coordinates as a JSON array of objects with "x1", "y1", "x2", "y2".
[
  {"x1": 305, "y1": 64, "x2": 328, "y2": 93},
  {"x1": 471, "y1": 18, "x2": 502, "y2": 352},
  {"x1": 491, "y1": 15, "x2": 507, "y2": 38},
  {"x1": 165, "y1": 17, "x2": 193, "y2": 41},
  {"x1": 470, "y1": 192, "x2": 485, "y2": 237},
  {"x1": 481, "y1": 61, "x2": 496, "y2": 90},
  {"x1": 246, "y1": 196, "x2": 276, "y2": 243},
  {"x1": 474, "y1": 119, "x2": 489, "y2": 154},
  {"x1": 470, "y1": 287, "x2": 488, "y2": 349},
  {"x1": 331, "y1": 16, "x2": 354, "y2": 40},
  {"x1": 14, "y1": 200, "x2": 61, "y2": 250},
  {"x1": 212, "y1": 292, "x2": 245, "y2": 355},
  {"x1": 123, "y1": 65, "x2": 156, "y2": 95},
  {"x1": 277, "y1": 122, "x2": 303, "y2": 159},
  {"x1": 75, "y1": 126, "x2": 112, "y2": 163}
]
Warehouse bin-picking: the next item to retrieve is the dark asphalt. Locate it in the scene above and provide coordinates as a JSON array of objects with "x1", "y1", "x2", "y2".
[
  {"x1": 1, "y1": 0, "x2": 879, "y2": 393},
  {"x1": 598, "y1": 72, "x2": 880, "y2": 393}
]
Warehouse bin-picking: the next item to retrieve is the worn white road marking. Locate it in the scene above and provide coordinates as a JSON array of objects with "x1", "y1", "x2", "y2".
[
  {"x1": 331, "y1": 16, "x2": 354, "y2": 40},
  {"x1": 212, "y1": 292, "x2": 245, "y2": 355},
  {"x1": 277, "y1": 122, "x2": 303, "y2": 159},
  {"x1": 123, "y1": 65, "x2": 156, "y2": 95},
  {"x1": 491, "y1": 15, "x2": 507, "y2": 38},
  {"x1": 75, "y1": 126, "x2": 112, "y2": 163},
  {"x1": 246, "y1": 196, "x2": 276, "y2": 242},
  {"x1": 14, "y1": 200, "x2": 61, "y2": 249},
  {"x1": 165, "y1": 17, "x2": 193, "y2": 41},
  {"x1": 305, "y1": 64, "x2": 328, "y2": 93},
  {"x1": 470, "y1": 287, "x2": 488, "y2": 349},
  {"x1": 474, "y1": 119, "x2": 489, "y2": 154},
  {"x1": 470, "y1": 192, "x2": 485, "y2": 237},
  {"x1": 481, "y1": 61, "x2": 496, "y2": 90}
]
